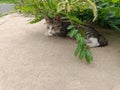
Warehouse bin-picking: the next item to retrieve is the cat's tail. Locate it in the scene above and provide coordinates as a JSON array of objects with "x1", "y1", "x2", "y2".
[{"x1": 98, "y1": 35, "x2": 108, "y2": 47}]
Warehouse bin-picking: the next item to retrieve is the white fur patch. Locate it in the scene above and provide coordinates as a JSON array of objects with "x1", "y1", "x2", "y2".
[
  {"x1": 44, "y1": 32, "x2": 53, "y2": 36},
  {"x1": 86, "y1": 37, "x2": 100, "y2": 47},
  {"x1": 45, "y1": 25, "x2": 54, "y2": 37}
]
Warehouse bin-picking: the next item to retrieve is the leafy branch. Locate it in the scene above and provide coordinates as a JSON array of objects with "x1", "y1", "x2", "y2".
[
  {"x1": 17, "y1": 0, "x2": 97, "y2": 63},
  {"x1": 67, "y1": 25, "x2": 93, "y2": 63}
]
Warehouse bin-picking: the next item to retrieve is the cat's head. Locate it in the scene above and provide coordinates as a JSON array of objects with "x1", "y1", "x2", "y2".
[
  {"x1": 52, "y1": 14, "x2": 62, "y2": 33},
  {"x1": 45, "y1": 14, "x2": 62, "y2": 35}
]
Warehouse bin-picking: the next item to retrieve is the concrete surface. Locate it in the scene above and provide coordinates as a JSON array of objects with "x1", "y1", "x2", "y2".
[
  {"x1": 0, "y1": 4, "x2": 15, "y2": 14},
  {"x1": 0, "y1": 13, "x2": 120, "y2": 90}
]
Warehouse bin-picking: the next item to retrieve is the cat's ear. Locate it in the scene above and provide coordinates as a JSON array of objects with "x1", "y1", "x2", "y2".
[
  {"x1": 44, "y1": 16, "x2": 50, "y2": 20},
  {"x1": 54, "y1": 14, "x2": 61, "y2": 21}
]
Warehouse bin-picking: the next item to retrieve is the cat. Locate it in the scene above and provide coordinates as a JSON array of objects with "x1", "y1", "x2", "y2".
[
  {"x1": 44, "y1": 14, "x2": 108, "y2": 47},
  {"x1": 44, "y1": 15, "x2": 70, "y2": 37}
]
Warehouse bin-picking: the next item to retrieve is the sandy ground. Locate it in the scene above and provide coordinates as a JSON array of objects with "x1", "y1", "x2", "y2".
[{"x1": 0, "y1": 13, "x2": 120, "y2": 90}]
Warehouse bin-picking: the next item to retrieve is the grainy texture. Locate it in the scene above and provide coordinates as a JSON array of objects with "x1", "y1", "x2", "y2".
[{"x1": 0, "y1": 13, "x2": 120, "y2": 90}]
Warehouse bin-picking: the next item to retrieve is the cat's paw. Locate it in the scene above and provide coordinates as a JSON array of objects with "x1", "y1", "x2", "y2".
[
  {"x1": 44, "y1": 32, "x2": 53, "y2": 37},
  {"x1": 87, "y1": 42, "x2": 100, "y2": 48}
]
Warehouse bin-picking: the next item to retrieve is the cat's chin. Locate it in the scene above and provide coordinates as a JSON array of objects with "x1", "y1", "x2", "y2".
[{"x1": 44, "y1": 32, "x2": 53, "y2": 37}]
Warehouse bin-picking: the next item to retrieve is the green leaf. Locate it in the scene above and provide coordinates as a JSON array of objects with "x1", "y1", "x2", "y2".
[
  {"x1": 109, "y1": 20, "x2": 120, "y2": 25},
  {"x1": 67, "y1": 25, "x2": 74, "y2": 30},
  {"x1": 79, "y1": 49, "x2": 86, "y2": 60},
  {"x1": 74, "y1": 40, "x2": 83, "y2": 56},
  {"x1": 69, "y1": 29, "x2": 78, "y2": 38},
  {"x1": 108, "y1": 22, "x2": 120, "y2": 32},
  {"x1": 79, "y1": 37, "x2": 84, "y2": 48},
  {"x1": 74, "y1": 47, "x2": 80, "y2": 56},
  {"x1": 78, "y1": 29, "x2": 85, "y2": 37},
  {"x1": 112, "y1": 0, "x2": 119, "y2": 3},
  {"x1": 85, "y1": 50, "x2": 93, "y2": 63},
  {"x1": 47, "y1": 0, "x2": 55, "y2": 10},
  {"x1": 75, "y1": 33, "x2": 81, "y2": 41},
  {"x1": 69, "y1": 15, "x2": 82, "y2": 24}
]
